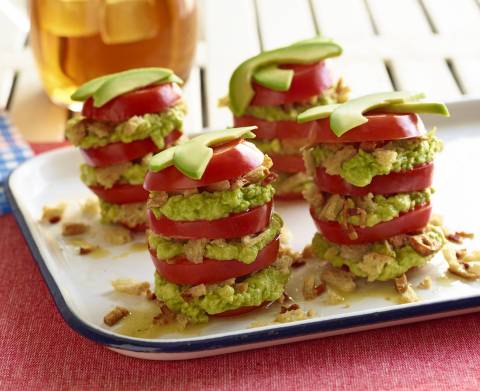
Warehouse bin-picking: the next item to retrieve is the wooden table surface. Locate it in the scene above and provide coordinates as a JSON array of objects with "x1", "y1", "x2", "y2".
[{"x1": 1, "y1": 0, "x2": 480, "y2": 141}]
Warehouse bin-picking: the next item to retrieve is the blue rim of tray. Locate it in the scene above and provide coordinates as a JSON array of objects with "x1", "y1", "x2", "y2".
[{"x1": 6, "y1": 155, "x2": 480, "y2": 354}]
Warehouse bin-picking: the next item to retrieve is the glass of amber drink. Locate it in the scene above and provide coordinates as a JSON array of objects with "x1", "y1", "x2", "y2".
[{"x1": 29, "y1": 0, "x2": 198, "y2": 107}]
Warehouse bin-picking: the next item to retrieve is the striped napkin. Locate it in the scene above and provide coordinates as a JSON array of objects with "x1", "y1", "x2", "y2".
[{"x1": 0, "y1": 113, "x2": 33, "y2": 214}]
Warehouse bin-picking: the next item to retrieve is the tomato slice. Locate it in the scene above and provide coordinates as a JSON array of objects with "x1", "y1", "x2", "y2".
[
  {"x1": 275, "y1": 192, "x2": 304, "y2": 201},
  {"x1": 311, "y1": 204, "x2": 432, "y2": 245},
  {"x1": 150, "y1": 237, "x2": 280, "y2": 285},
  {"x1": 211, "y1": 303, "x2": 266, "y2": 318},
  {"x1": 309, "y1": 114, "x2": 425, "y2": 143},
  {"x1": 81, "y1": 130, "x2": 181, "y2": 167},
  {"x1": 269, "y1": 153, "x2": 305, "y2": 173},
  {"x1": 315, "y1": 163, "x2": 434, "y2": 196},
  {"x1": 234, "y1": 115, "x2": 314, "y2": 140},
  {"x1": 251, "y1": 62, "x2": 333, "y2": 107},
  {"x1": 144, "y1": 140, "x2": 264, "y2": 191},
  {"x1": 147, "y1": 202, "x2": 272, "y2": 239},
  {"x1": 89, "y1": 184, "x2": 149, "y2": 204},
  {"x1": 82, "y1": 83, "x2": 182, "y2": 123}
]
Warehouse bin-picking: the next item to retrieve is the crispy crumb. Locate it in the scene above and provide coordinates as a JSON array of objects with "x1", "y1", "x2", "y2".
[
  {"x1": 78, "y1": 243, "x2": 98, "y2": 255},
  {"x1": 102, "y1": 225, "x2": 133, "y2": 245},
  {"x1": 302, "y1": 245, "x2": 314, "y2": 259},
  {"x1": 62, "y1": 222, "x2": 89, "y2": 236},
  {"x1": 325, "y1": 287, "x2": 345, "y2": 305},
  {"x1": 104, "y1": 306, "x2": 129, "y2": 326},
  {"x1": 275, "y1": 307, "x2": 316, "y2": 323},
  {"x1": 175, "y1": 314, "x2": 189, "y2": 330},
  {"x1": 321, "y1": 265, "x2": 356, "y2": 293},
  {"x1": 446, "y1": 231, "x2": 474, "y2": 244},
  {"x1": 153, "y1": 304, "x2": 176, "y2": 325},
  {"x1": 418, "y1": 276, "x2": 432, "y2": 289},
  {"x1": 443, "y1": 245, "x2": 480, "y2": 280},
  {"x1": 394, "y1": 274, "x2": 409, "y2": 294},
  {"x1": 146, "y1": 289, "x2": 156, "y2": 301},
  {"x1": 81, "y1": 198, "x2": 99, "y2": 218},
  {"x1": 303, "y1": 275, "x2": 326, "y2": 300},
  {"x1": 398, "y1": 285, "x2": 419, "y2": 304},
  {"x1": 41, "y1": 202, "x2": 66, "y2": 224},
  {"x1": 464, "y1": 250, "x2": 480, "y2": 262},
  {"x1": 111, "y1": 278, "x2": 150, "y2": 295}
]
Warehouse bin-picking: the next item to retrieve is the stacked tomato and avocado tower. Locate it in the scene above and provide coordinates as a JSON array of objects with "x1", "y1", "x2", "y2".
[
  {"x1": 230, "y1": 37, "x2": 349, "y2": 200},
  {"x1": 144, "y1": 127, "x2": 290, "y2": 323},
  {"x1": 66, "y1": 68, "x2": 186, "y2": 230},
  {"x1": 298, "y1": 92, "x2": 449, "y2": 282}
]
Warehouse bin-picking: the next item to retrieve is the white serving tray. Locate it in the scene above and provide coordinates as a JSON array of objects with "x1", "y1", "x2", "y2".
[{"x1": 7, "y1": 99, "x2": 480, "y2": 360}]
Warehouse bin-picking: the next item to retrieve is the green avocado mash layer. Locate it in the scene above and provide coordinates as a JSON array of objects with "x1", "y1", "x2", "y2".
[
  {"x1": 150, "y1": 183, "x2": 275, "y2": 222},
  {"x1": 100, "y1": 200, "x2": 146, "y2": 228},
  {"x1": 311, "y1": 226, "x2": 445, "y2": 281},
  {"x1": 253, "y1": 138, "x2": 308, "y2": 156},
  {"x1": 80, "y1": 155, "x2": 150, "y2": 189},
  {"x1": 241, "y1": 80, "x2": 349, "y2": 122},
  {"x1": 154, "y1": 264, "x2": 289, "y2": 323},
  {"x1": 307, "y1": 130, "x2": 442, "y2": 187},
  {"x1": 65, "y1": 102, "x2": 186, "y2": 149},
  {"x1": 310, "y1": 188, "x2": 432, "y2": 227},
  {"x1": 148, "y1": 214, "x2": 282, "y2": 264}
]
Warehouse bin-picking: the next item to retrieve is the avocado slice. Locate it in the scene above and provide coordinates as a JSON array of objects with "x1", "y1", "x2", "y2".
[
  {"x1": 329, "y1": 91, "x2": 425, "y2": 136},
  {"x1": 253, "y1": 64, "x2": 294, "y2": 92},
  {"x1": 297, "y1": 103, "x2": 339, "y2": 123},
  {"x1": 149, "y1": 127, "x2": 257, "y2": 179},
  {"x1": 380, "y1": 101, "x2": 450, "y2": 116},
  {"x1": 71, "y1": 67, "x2": 183, "y2": 107},
  {"x1": 229, "y1": 37, "x2": 342, "y2": 116}
]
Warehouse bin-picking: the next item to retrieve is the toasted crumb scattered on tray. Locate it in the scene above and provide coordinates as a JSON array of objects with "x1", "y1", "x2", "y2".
[
  {"x1": 112, "y1": 278, "x2": 150, "y2": 295},
  {"x1": 41, "y1": 202, "x2": 66, "y2": 224},
  {"x1": 321, "y1": 265, "x2": 356, "y2": 293},
  {"x1": 104, "y1": 306, "x2": 130, "y2": 326},
  {"x1": 325, "y1": 287, "x2": 345, "y2": 305},
  {"x1": 275, "y1": 304, "x2": 316, "y2": 323},
  {"x1": 78, "y1": 243, "x2": 98, "y2": 255},
  {"x1": 443, "y1": 245, "x2": 480, "y2": 280},
  {"x1": 102, "y1": 225, "x2": 133, "y2": 245},
  {"x1": 398, "y1": 285, "x2": 420, "y2": 304},
  {"x1": 418, "y1": 276, "x2": 432, "y2": 289},
  {"x1": 62, "y1": 222, "x2": 89, "y2": 236},
  {"x1": 464, "y1": 250, "x2": 480, "y2": 262}
]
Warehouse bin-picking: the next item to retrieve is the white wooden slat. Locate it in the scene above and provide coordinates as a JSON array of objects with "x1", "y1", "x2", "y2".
[
  {"x1": 9, "y1": 53, "x2": 67, "y2": 142},
  {"x1": 255, "y1": 0, "x2": 316, "y2": 50},
  {"x1": 332, "y1": 58, "x2": 393, "y2": 96},
  {"x1": 451, "y1": 59, "x2": 480, "y2": 95},
  {"x1": 390, "y1": 60, "x2": 461, "y2": 99},
  {"x1": 203, "y1": 0, "x2": 260, "y2": 128},
  {"x1": 311, "y1": 0, "x2": 374, "y2": 38},
  {"x1": 182, "y1": 66, "x2": 203, "y2": 133},
  {"x1": 422, "y1": 0, "x2": 480, "y2": 36}
]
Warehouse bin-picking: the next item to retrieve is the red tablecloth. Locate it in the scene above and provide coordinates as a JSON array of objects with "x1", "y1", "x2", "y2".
[{"x1": 1, "y1": 143, "x2": 480, "y2": 390}]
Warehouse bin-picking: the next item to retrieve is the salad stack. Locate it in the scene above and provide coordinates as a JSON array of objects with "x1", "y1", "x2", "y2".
[
  {"x1": 144, "y1": 127, "x2": 290, "y2": 324},
  {"x1": 298, "y1": 92, "x2": 449, "y2": 282},
  {"x1": 66, "y1": 68, "x2": 186, "y2": 230},
  {"x1": 229, "y1": 37, "x2": 349, "y2": 200}
]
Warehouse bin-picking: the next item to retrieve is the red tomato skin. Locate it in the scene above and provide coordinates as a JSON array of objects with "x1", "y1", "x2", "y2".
[
  {"x1": 81, "y1": 130, "x2": 182, "y2": 167},
  {"x1": 309, "y1": 114, "x2": 425, "y2": 143},
  {"x1": 82, "y1": 83, "x2": 183, "y2": 123},
  {"x1": 234, "y1": 115, "x2": 314, "y2": 140},
  {"x1": 251, "y1": 62, "x2": 333, "y2": 107},
  {"x1": 311, "y1": 204, "x2": 432, "y2": 245},
  {"x1": 150, "y1": 237, "x2": 280, "y2": 285},
  {"x1": 89, "y1": 184, "x2": 149, "y2": 204},
  {"x1": 147, "y1": 202, "x2": 272, "y2": 239},
  {"x1": 315, "y1": 163, "x2": 434, "y2": 196},
  {"x1": 275, "y1": 192, "x2": 305, "y2": 201},
  {"x1": 144, "y1": 140, "x2": 264, "y2": 191},
  {"x1": 269, "y1": 153, "x2": 305, "y2": 173}
]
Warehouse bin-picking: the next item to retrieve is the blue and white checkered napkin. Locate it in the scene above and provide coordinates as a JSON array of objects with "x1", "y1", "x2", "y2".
[{"x1": 0, "y1": 113, "x2": 33, "y2": 215}]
